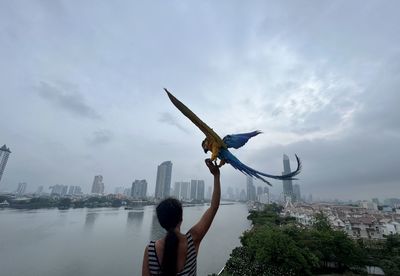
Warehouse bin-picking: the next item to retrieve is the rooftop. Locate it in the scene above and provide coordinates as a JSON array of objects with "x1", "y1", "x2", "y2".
[{"x1": 0, "y1": 144, "x2": 11, "y2": 153}]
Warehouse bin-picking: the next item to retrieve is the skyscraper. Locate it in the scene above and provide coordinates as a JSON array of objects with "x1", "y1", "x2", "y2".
[
  {"x1": 74, "y1": 186, "x2": 82, "y2": 195},
  {"x1": 131, "y1": 179, "x2": 148, "y2": 199},
  {"x1": 227, "y1": 186, "x2": 234, "y2": 200},
  {"x1": 68, "y1": 185, "x2": 76, "y2": 195},
  {"x1": 16, "y1": 182, "x2": 27, "y2": 195},
  {"x1": 173, "y1": 182, "x2": 181, "y2": 199},
  {"x1": 196, "y1": 180, "x2": 205, "y2": 201},
  {"x1": 36, "y1": 185, "x2": 44, "y2": 195},
  {"x1": 0, "y1": 144, "x2": 11, "y2": 185},
  {"x1": 282, "y1": 154, "x2": 294, "y2": 201},
  {"x1": 91, "y1": 175, "x2": 104, "y2": 194},
  {"x1": 123, "y1": 188, "x2": 131, "y2": 197},
  {"x1": 190, "y1": 180, "x2": 197, "y2": 200},
  {"x1": 155, "y1": 161, "x2": 172, "y2": 199},
  {"x1": 114, "y1": 187, "x2": 125, "y2": 195},
  {"x1": 257, "y1": 186, "x2": 263, "y2": 196},
  {"x1": 293, "y1": 184, "x2": 301, "y2": 202},
  {"x1": 372, "y1": 198, "x2": 379, "y2": 205},
  {"x1": 206, "y1": 186, "x2": 212, "y2": 200},
  {"x1": 68, "y1": 185, "x2": 83, "y2": 196},
  {"x1": 246, "y1": 176, "x2": 256, "y2": 201},
  {"x1": 180, "y1": 182, "x2": 190, "y2": 200},
  {"x1": 49, "y1": 184, "x2": 68, "y2": 196},
  {"x1": 240, "y1": 189, "x2": 247, "y2": 201}
]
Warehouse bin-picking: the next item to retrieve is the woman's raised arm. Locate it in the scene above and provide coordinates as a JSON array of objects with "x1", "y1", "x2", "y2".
[{"x1": 190, "y1": 159, "x2": 221, "y2": 248}]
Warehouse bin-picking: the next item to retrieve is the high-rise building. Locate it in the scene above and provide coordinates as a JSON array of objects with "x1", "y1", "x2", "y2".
[
  {"x1": 293, "y1": 184, "x2": 301, "y2": 202},
  {"x1": 74, "y1": 186, "x2": 82, "y2": 195},
  {"x1": 155, "y1": 161, "x2": 172, "y2": 199},
  {"x1": 180, "y1": 182, "x2": 190, "y2": 200},
  {"x1": 227, "y1": 186, "x2": 234, "y2": 200},
  {"x1": 259, "y1": 193, "x2": 270, "y2": 204},
  {"x1": 190, "y1": 180, "x2": 197, "y2": 200},
  {"x1": 114, "y1": 187, "x2": 125, "y2": 195},
  {"x1": 206, "y1": 186, "x2": 212, "y2": 200},
  {"x1": 372, "y1": 198, "x2": 380, "y2": 206},
  {"x1": 68, "y1": 185, "x2": 75, "y2": 195},
  {"x1": 196, "y1": 180, "x2": 205, "y2": 201},
  {"x1": 173, "y1": 182, "x2": 181, "y2": 199},
  {"x1": 257, "y1": 186, "x2": 270, "y2": 204},
  {"x1": 240, "y1": 189, "x2": 247, "y2": 201},
  {"x1": 36, "y1": 185, "x2": 44, "y2": 195},
  {"x1": 67, "y1": 185, "x2": 82, "y2": 195},
  {"x1": 246, "y1": 176, "x2": 256, "y2": 201},
  {"x1": 282, "y1": 154, "x2": 294, "y2": 201},
  {"x1": 91, "y1": 175, "x2": 104, "y2": 194},
  {"x1": 257, "y1": 186, "x2": 263, "y2": 196},
  {"x1": 16, "y1": 182, "x2": 27, "y2": 195},
  {"x1": 61, "y1": 185, "x2": 68, "y2": 196},
  {"x1": 0, "y1": 145, "x2": 11, "y2": 185},
  {"x1": 189, "y1": 180, "x2": 205, "y2": 201},
  {"x1": 131, "y1": 179, "x2": 148, "y2": 199},
  {"x1": 123, "y1": 188, "x2": 131, "y2": 197},
  {"x1": 49, "y1": 184, "x2": 68, "y2": 196}
]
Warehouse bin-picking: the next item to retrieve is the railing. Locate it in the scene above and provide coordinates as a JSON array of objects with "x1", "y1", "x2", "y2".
[{"x1": 217, "y1": 266, "x2": 225, "y2": 275}]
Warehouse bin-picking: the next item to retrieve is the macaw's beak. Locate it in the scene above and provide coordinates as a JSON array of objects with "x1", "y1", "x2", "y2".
[{"x1": 203, "y1": 148, "x2": 209, "y2": 154}]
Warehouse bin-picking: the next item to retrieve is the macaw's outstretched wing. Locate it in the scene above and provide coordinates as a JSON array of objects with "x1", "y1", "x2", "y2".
[
  {"x1": 223, "y1": 130, "x2": 262, "y2": 149},
  {"x1": 165, "y1": 88, "x2": 226, "y2": 148},
  {"x1": 219, "y1": 149, "x2": 302, "y2": 186}
]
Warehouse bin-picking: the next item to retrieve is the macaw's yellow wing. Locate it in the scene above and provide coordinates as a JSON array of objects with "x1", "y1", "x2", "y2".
[{"x1": 164, "y1": 88, "x2": 227, "y2": 149}]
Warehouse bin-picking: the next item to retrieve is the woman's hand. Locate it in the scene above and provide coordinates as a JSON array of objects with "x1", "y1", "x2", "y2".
[{"x1": 205, "y1": 158, "x2": 220, "y2": 176}]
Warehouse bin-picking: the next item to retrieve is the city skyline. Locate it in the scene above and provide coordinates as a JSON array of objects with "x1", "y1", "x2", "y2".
[{"x1": 1, "y1": 2, "x2": 400, "y2": 200}]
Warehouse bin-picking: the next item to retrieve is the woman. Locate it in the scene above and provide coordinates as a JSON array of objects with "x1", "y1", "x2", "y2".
[{"x1": 142, "y1": 158, "x2": 221, "y2": 275}]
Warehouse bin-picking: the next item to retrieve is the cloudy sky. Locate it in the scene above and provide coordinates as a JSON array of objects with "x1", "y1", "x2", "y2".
[{"x1": 1, "y1": 1, "x2": 399, "y2": 200}]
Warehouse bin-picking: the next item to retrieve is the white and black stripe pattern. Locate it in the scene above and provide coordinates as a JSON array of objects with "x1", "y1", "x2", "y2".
[{"x1": 148, "y1": 232, "x2": 197, "y2": 276}]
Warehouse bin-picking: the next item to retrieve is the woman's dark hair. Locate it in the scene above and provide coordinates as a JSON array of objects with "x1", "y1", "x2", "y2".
[{"x1": 156, "y1": 197, "x2": 183, "y2": 276}]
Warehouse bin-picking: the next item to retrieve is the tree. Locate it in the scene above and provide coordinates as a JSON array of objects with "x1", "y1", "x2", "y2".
[
  {"x1": 225, "y1": 205, "x2": 368, "y2": 275},
  {"x1": 58, "y1": 198, "x2": 71, "y2": 208}
]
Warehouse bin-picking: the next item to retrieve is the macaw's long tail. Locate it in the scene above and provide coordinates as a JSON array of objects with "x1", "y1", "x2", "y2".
[
  {"x1": 223, "y1": 130, "x2": 262, "y2": 149},
  {"x1": 219, "y1": 149, "x2": 302, "y2": 186}
]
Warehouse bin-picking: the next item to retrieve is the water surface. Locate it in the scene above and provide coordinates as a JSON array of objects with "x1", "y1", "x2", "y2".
[{"x1": 0, "y1": 203, "x2": 250, "y2": 276}]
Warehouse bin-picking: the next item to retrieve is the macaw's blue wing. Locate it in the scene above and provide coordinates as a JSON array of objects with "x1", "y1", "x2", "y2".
[
  {"x1": 219, "y1": 149, "x2": 302, "y2": 186},
  {"x1": 223, "y1": 130, "x2": 262, "y2": 149}
]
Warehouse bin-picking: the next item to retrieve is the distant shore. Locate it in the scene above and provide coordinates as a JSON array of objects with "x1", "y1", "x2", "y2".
[{"x1": 0, "y1": 194, "x2": 240, "y2": 210}]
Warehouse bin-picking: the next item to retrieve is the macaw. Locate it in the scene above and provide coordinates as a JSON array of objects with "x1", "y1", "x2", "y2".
[{"x1": 164, "y1": 88, "x2": 301, "y2": 186}]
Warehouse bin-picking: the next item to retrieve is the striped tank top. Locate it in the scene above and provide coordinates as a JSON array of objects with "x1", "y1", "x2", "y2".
[{"x1": 148, "y1": 232, "x2": 197, "y2": 275}]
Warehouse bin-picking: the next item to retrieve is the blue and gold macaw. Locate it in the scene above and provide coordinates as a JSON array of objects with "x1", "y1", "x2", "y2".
[{"x1": 164, "y1": 89, "x2": 301, "y2": 186}]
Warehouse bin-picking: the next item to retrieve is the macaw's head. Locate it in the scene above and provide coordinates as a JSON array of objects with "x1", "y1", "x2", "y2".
[{"x1": 201, "y1": 138, "x2": 209, "y2": 154}]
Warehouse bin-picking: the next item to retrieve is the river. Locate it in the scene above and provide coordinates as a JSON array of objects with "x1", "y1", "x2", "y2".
[{"x1": 0, "y1": 203, "x2": 250, "y2": 276}]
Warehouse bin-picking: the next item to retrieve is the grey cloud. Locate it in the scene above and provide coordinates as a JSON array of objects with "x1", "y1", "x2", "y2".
[
  {"x1": 36, "y1": 81, "x2": 101, "y2": 120},
  {"x1": 250, "y1": 125, "x2": 400, "y2": 200},
  {"x1": 353, "y1": 66, "x2": 400, "y2": 133},
  {"x1": 291, "y1": 126, "x2": 321, "y2": 135},
  {"x1": 158, "y1": 112, "x2": 190, "y2": 134},
  {"x1": 1, "y1": 1, "x2": 400, "y2": 199}
]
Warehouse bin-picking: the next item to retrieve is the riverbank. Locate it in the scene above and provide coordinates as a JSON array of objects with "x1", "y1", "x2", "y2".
[{"x1": 0, "y1": 194, "x2": 156, "y2": 209}]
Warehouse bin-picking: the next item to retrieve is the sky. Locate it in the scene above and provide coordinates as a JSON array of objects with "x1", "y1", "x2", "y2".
[{"x1": 0, "y1": 1, "x2": 399, "y2": 200}]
